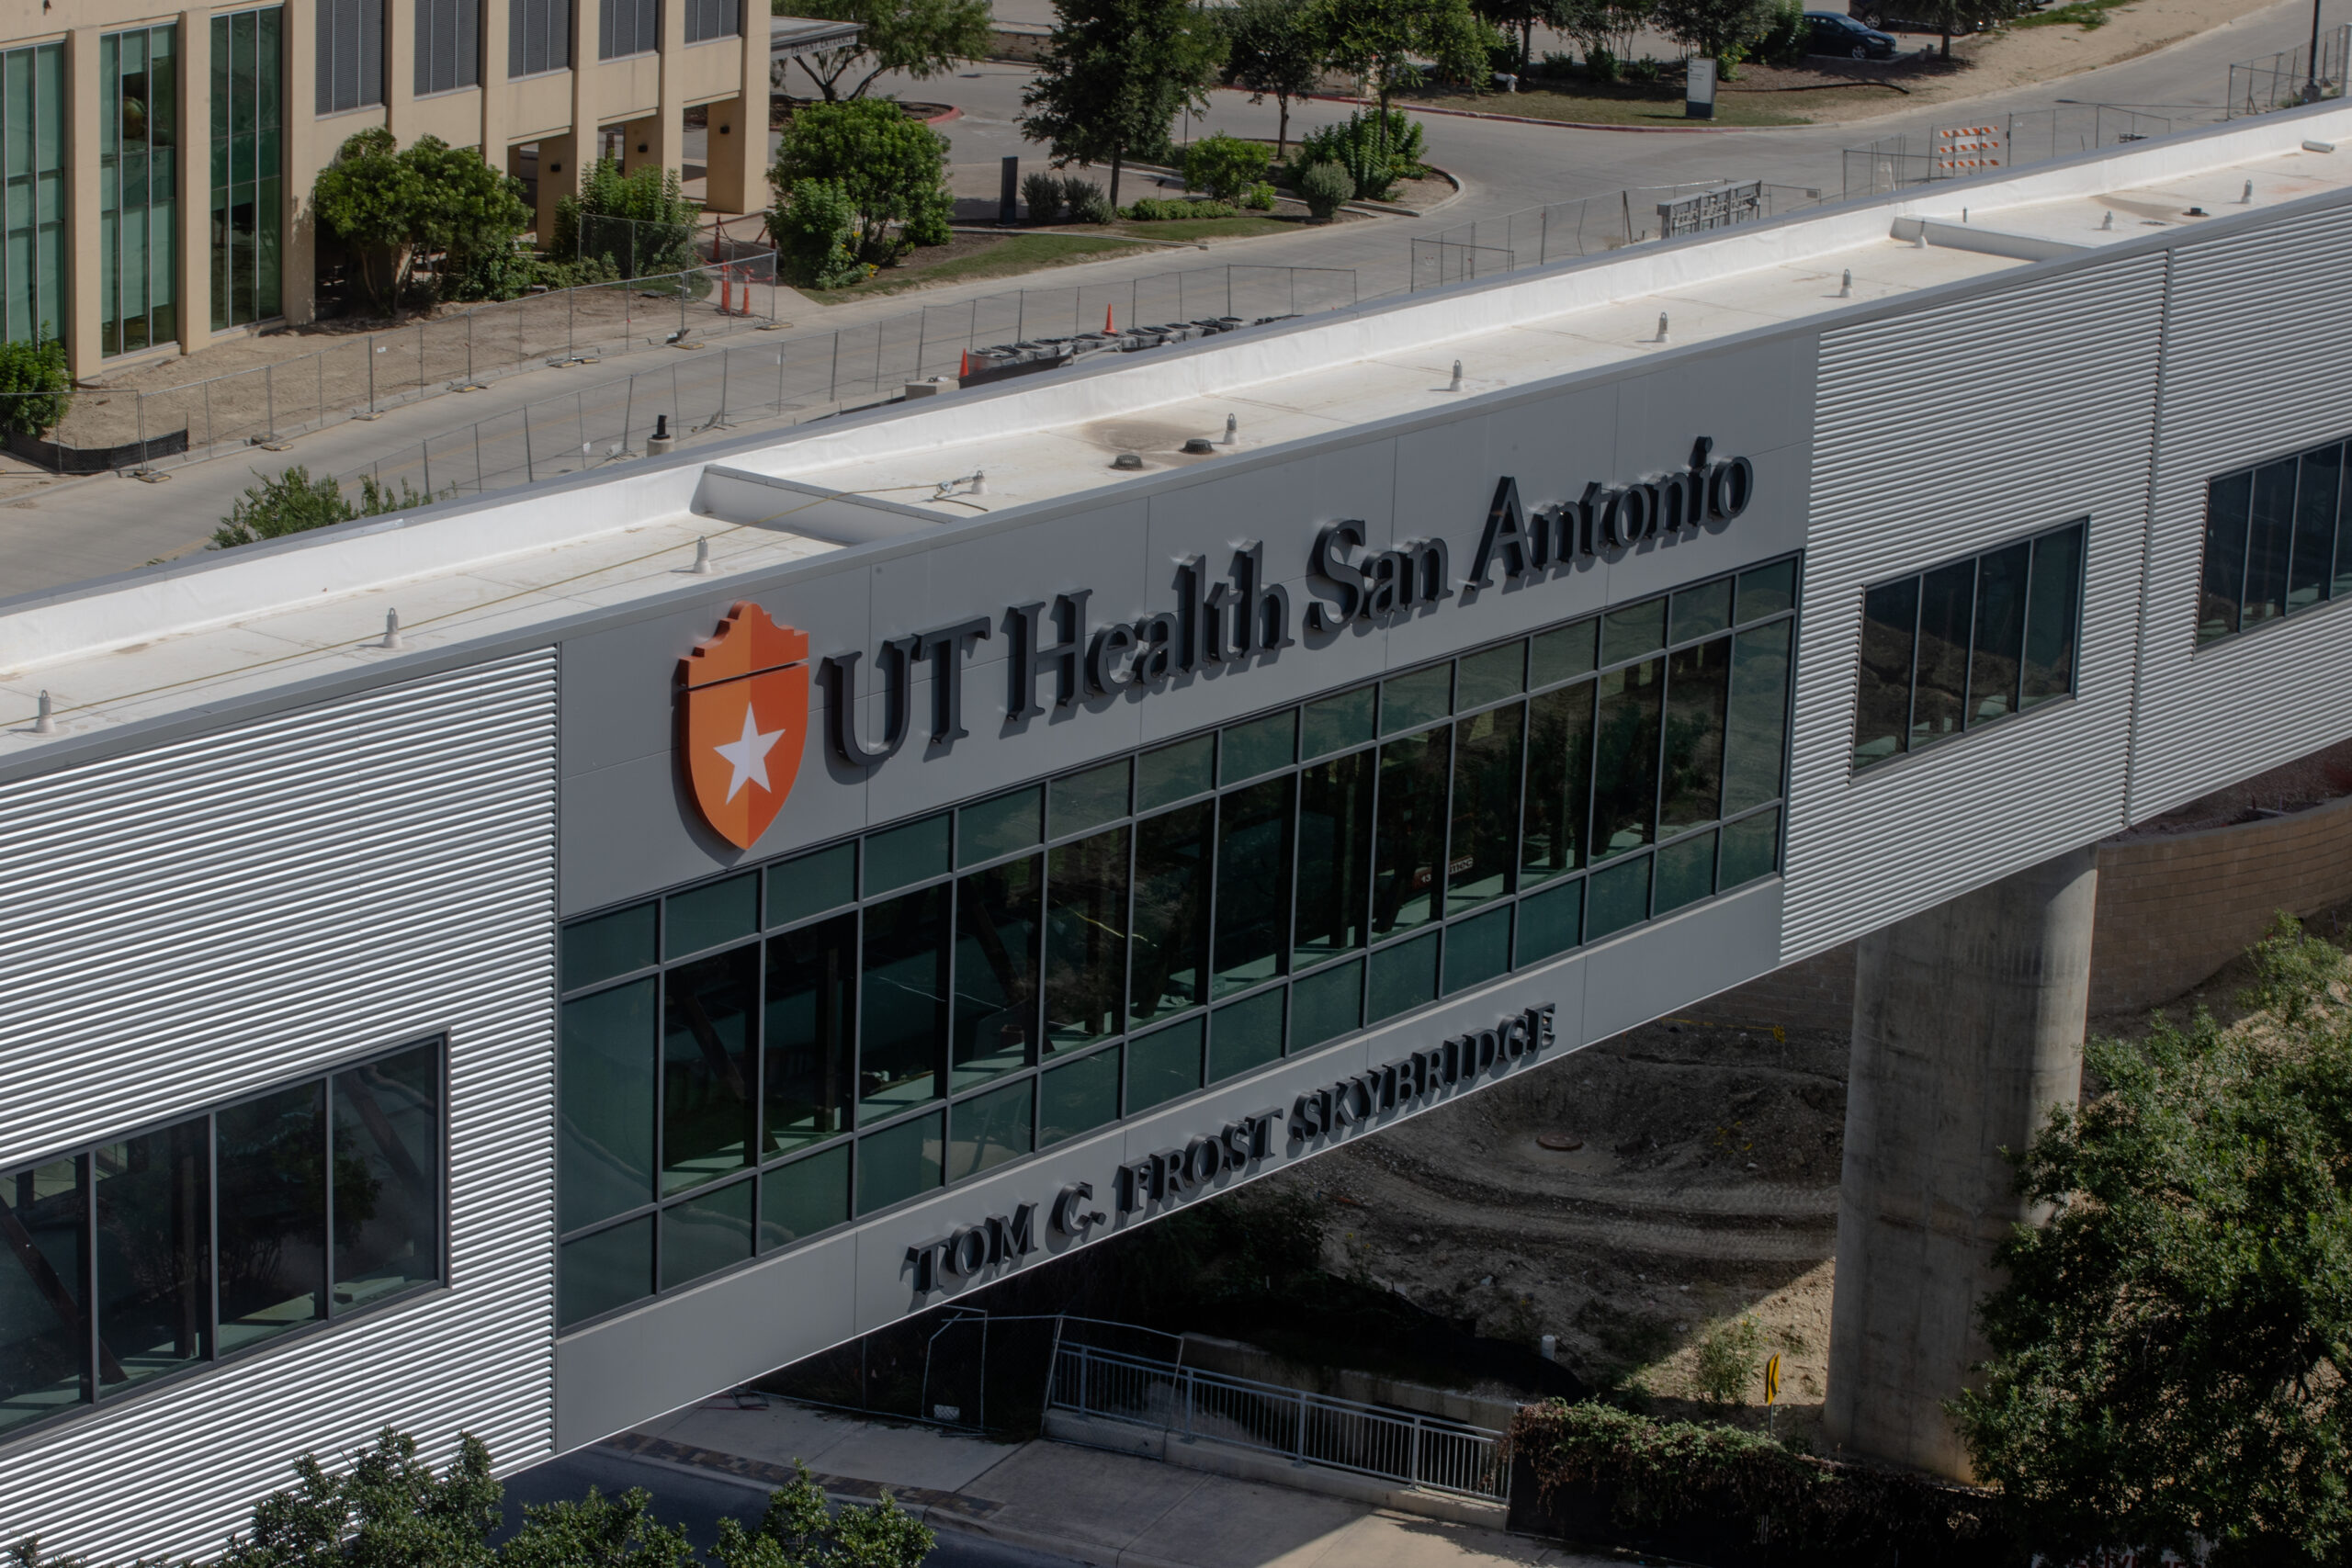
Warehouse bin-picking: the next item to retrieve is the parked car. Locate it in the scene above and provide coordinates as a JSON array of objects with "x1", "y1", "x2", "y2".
[{"x1": 1805, "y1": 10, "x2": 1899, "y2": 57}]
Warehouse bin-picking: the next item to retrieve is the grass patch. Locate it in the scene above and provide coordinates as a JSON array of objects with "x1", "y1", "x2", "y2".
[
  {"x1": 1412, "y1": 85, "x2": 1815, "y2": 127},
  {"x1": 1109, "y1": 214, "x2": 1300, "y2": 242},
  {"x1": 809, "y1": 232, "x2": 1150, "y2": 301},
  {"x1": 2013, "y1": 0, "x2": 2134, "y2": 27}
]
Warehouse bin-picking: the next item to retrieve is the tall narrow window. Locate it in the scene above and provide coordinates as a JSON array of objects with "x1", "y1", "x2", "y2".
[
  {"x1": 1131, "y1": 804, "x2": 1211, "y2": 1027},
  {"x1": 1044, "y1": 828, "x2": 1127, "y2": 1048},
  {"x1": 215, "y1": 1083, "x2": 325, "y2": 1353},
  {"x1": 316, "y1": 0, "x2": 384, "y2": 113},
  {"x1": 94, "y1": 1119, "x2": 210, "y2": 1393},
  {"x1": 1294, "y1": 750, "x2": 1372, "y2": 964},
  {"x1": 763, "y1": 914, "x2": 855, "y2": 1151},
  {"x1": 1214, "y1": 774, "x2": 1294, "y2": 996},
  {"x1": 952, "y1": 854, "x2": 1042, "y2": 1087},
  {"x1": 662, "y1": 943, "x2": 758, "y2": 1194},
  {"x1": 415, "y1": 0, "x2": 481, "y2": 95},
  {"x1": 858, "y1": 884, "x2": 949, "y2": 1120},
  {"x1": 684, "y1": 0, "x2": 740, "y2": 42},
  {"x1": 99, "y1": 25, "x2": 178, "y2": 356},
  {"x1": 509, "y1": 0, "x2": 573, "y2": 76},
  {"x1": 0, "y1": 43, "x2": 66, "y2": 348},
  {"x1": 212, "y1": 7, "x2": 284, "y2": 330},
  {"x1": 330, "y1": 1044, "x2": 442, "y2": 1313},
  {"x1": 0, "y1": 1157, "x2": 85, "y2": 1433},
  {"x1": 601, "y1": 0, "x2": 661, "y2": 59}
]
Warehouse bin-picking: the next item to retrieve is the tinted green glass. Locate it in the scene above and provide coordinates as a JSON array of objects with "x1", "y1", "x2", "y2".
[
  {"x1": 1040, "y1": 1048, "x2": 1121, "y2": 1146},
  {"x1": 665, "y1": 873, "x2": 757, "y2": 959},
  {"x1": 2020, "y1": 525, "x2": 2083, "y2": 710},
  {"x1": 662, "y1": 945, "x2": 758, "y2": 1194},
  {"x1": 1380, "y1": 666, "x2": 1452, "y2": 735},
  {"x1": 1302, "y1": 685, "x2": 1376, "y2": 759},
  {"x1": 1137, "y1": 736, "x2": 1215, "y2": 810},
  {"x1": 1854, "y1": 578, "x2": 1917, "y2": 767},
  {"x1": 1045, "y1": 827, "x2": 1129, "y2": 1048},
  {"x1": 1522, "y1": 681, "x2": 1594, "y2": 886},
  {"x1": 1592, "y1": 659, "x2": 1663, "y2": 859},
  {"x1": 1909, "y1": 558, "x2": 1974, "y2": 749},
  {"x1": 768, "y1": 842, "x2": 854, "y2": 928},
  {"x1": 1736, "y1": 560, "x2": 1798, "y2": 621},
  {"x1": 1450, "y1": 704, "x2": 1523, "y2": 910},
  {"x1": 1131, "y1": 804, "x2": 1211, "y2": 1027},
  {"x1": 1722, "y1": 623, "x2": 1792, "y2": 816},
  {"x1": 1600, "y1": 598, "x2": 1666, "y2": 665},
  {"x1": 865, "y1": 813, "x2": 949, "y2": 895},
  {"x1": 856, "y1": 1111, "x2": 944, "y2": 1215},
  {"x1": 0, "y1": 1156, "x2": 84, "y2": 1432},
  {"x1": 1215, "y1": 774, "x2": 1294, "y2": 997},
  {"x1": 1515, "y1": 878, "x2": 1581, "y2": 964},
  {"x1": 1293, "y1": 958, "x2": 1363, "y2": 1047},
  {"x1": 1125, "y1": 1017, "x2": 1204, "y2": 1113},
  {"x1": 1660, "y1": 638, "x2": 1730, "y2": 832},
  {"x1": 2200, "y1": 471, "x2": 2251, "y2": 643},
  {"x1": 1367, "y1": 932, "x2": 1439, "y2": 1023},
  {"x1": 1970, "y1": 543, "x2": 2030, "y2": 723},
  {"x1": 859, "y1": 885, "x2": 948, "y2": 1118},
  {"x1": 562, "y1": 902, "x2": 654, "y2": 990},
  {"x1": 760, "y1": 1145, "x2": 850, "y2": 1251},
  {"x1": 1531, "y1": 619, "x2": 1597, "y2": 687},
  {"x1": 1720, "y1": 809, "x2": 1779, "y2": 890},
  {"x1": 1294, "y1": 751, "x2": 1373, "y2": 964},
  {"x1": 560, "y1": 979, "x2": 656, "y2": 1231},
  {"x1": 94, "y1": 1118, "x2": 210, "y2": 1389},
  {"x1": 1455, "y1": 643, "x2": 1525, "y2": 709},
  {"x1": 1373, "y1": 728, "x2": 1448, "y2": 934},
  {"x1": 1211, "y1": 988, "x2": 1285, "y2": 1082},
  {"x1": 1587, "y1": 854, "x2": 1652, "y2": 940},
  {"x1": 559, "y1": 1218, "x2": 650, "y2": 1328},
  {"x1": 952, "y1": 856, "x2": 1042, "y2": 1089},
  {"x1": 1221, "y1": 710, "x2": 1296, "y2": 783},
  {"x1": 661, "y1": 1179, "x2": 752, "y2": 1291},
  {"x1": 1051, "y1": 759, "x2": 1129, "y2": 837},
  {"x1": 763, "y1": 915, "x2": 855, "y2": 1152},
  {"x1": 1655, "y1": 830, "x2": 1717, "y2": 915},
  {"x1": 1442, "y1": 908, "x2": 1512, "y2": 997},
  {"x1": 1669, "y1": 580, "x2": 1732, "y2": 644},
  {"x1": 960, "y1": 787, "x2": 1041, "y2": 867},
  {"x1": 215, "y1": 1082, "x2": 324, "y2": 1353},
  {"x1": 949, "y1": 1080, "x2": 1033, "y2": 1182}
]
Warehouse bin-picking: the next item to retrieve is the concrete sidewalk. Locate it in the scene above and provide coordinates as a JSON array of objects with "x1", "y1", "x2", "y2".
[{"x1": 620, "y1": 1400, "x2": 1611, "y2": 1568}]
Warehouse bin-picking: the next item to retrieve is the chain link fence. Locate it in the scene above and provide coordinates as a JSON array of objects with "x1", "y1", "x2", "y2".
[
  {"x1": 1407, "y1": 182, "x2": 1826, "y2": 290},
  {"x1": 2227, "y1": 25, "x2": 2352, "y2": 117},
  {"x1": 1840, "y1": 103, "x2": 2233, "y2": 198}
]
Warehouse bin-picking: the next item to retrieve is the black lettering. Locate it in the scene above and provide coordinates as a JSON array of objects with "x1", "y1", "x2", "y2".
[
  {"x1": 1186, "y1": 1136, "x2": 1223, "y2": 1186},
  {"x1": 1468, "y1": 476, "x2": 1532, "y2": 587},
  {"x1": 1232, "y1": 543, "x2": 1293, "y2": 657},
  {"x1": 1658, "y1": 472, "x2": 1696, "y2": 533},
  {"x1": 1116, "y1": 1156, "x2": 1156, "y2": 1213},
  {"x1": 1086, "y1": 622, "x2": 1137, "y2": 695},
  {"x1": 1476, "y1": 1029, "x2": 1499, "y2": 1072},
  {"x1": 1502, "y1": 1017, "x2": 1529, "y2": 1059},
  {"x1": 1133, "y1": 611, "x2": 1179, "y2": 683},
  {"x1": 1617, "y1": 483, "x2": 1651, "y2": 543},
  {"x1": 1177, "y1": 557, "x2": 1208, "y2": 673},
  {"x1": 1400, "y1": 536, "x2": 1450, "y2": 607},
  {"x1": 1006, "y1": 592, "x2": 1091, "y2": 719},
  {"x1": 917, "y1": 616, "x2": 991, "y2": 744},
  {"x1": 1221, "y1": 1121, "x2": 1253, "y2": 1166},
  {"x1": 905, "y1": 1239, "x2": 945, "y2": 1293},
  {"x1": 1305, "y1": 521, "x2": 1366, "y2": 633},
  {"x1": 821, "y1": 639, "x2": 917, "y2": 767},
  {"x1": 1153, "y1": 1148, "x2": 1186, "y2": 1198},
  {"x1": 1288, "y1": 1094, "x2": 1319, "y2": 1141},
  {"x1": 1250, "y1": 1109, "x2": 1282, "y2": 1158},
  {"x1": 1200, "y1": 579, "x2": 1232, "y2": 666},
  {"x1": 1364, "y1": 551, "x2": 1400, "y2": 618},
  {"x1": 949, "y1": 1227, "x2": 989, "y2": 1277},
  {"x1": 1052, "y1": 1182, "x2": 1103, "y2": 1237}
]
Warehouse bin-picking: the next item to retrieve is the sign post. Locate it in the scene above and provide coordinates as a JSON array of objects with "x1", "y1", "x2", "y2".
[
  {"x1": 1686, "y1": 56, "x2": 1718, "y2": 119},
  {"x1": 1763, "y1": 1351, "x2": 1781, "y2": 1438}
]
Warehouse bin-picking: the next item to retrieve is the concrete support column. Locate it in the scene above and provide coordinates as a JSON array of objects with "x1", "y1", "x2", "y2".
[
  {"x1": 535, "y1": 130, "x2": 580, "y2": 245},
  {"x1": 282, "y1": 0, "x2": 319, "y2": 324},
  {"x1": 385, "y1": 1, "x2": 417, "y2": 141},
  {"x1": 63, "y1": 27, "x2": 102, "y2": 380},
  {"x1": 1823, "y1": 845, "x2": 2097, "y2": 1481},
  {"x1": 176, "y1": 10, "x2": 212, "y2": 355},
  {"x1": 702, "y1": 25, "x2": 772, "y2": 217},
  {"x1": 480, "y1": 0, "x2": 514, "y2": 169}
]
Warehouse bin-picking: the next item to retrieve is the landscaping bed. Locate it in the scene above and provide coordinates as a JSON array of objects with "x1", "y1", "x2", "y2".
[{"x1": 806, "y1": 230, "x2": 1152, "y2": 301}]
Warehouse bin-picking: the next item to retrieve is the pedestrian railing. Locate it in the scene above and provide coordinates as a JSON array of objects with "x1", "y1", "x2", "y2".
[{"x1": 1046, "y1": 1340, "x2": 1508, "y2": 1502}]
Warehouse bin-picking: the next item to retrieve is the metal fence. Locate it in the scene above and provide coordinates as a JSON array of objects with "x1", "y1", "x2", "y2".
[
  {"x1": 1048, "y1": 1339, "x2": 1508, "y2": 1501},
  {"x1": 1842, "y1": 103, "x2": 2237, "y2": 197},
  {"x1": 2228, "y1": 25, "x2": 2352, "y2": 118},
  {"x1": 1407, "y1": 181, "x2": 1823, "y2": 290}
]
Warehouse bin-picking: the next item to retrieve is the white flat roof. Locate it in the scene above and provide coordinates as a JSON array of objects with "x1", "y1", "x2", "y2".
[{"x1": 8, "y1": 103, "x2": 2352, "y2": 759}]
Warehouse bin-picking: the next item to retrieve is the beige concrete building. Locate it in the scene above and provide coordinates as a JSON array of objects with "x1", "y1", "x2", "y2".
[{"x1": 0, "y1": 0, "x2": 835, "y2": 380}]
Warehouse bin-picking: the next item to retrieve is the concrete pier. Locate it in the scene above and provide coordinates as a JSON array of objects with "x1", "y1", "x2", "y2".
[{"x1": 1822, "y1": 846, "x2": 2098, "y2": 1480}]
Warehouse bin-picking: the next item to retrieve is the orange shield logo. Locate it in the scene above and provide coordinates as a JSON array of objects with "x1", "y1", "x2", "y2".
[{"x1": 679, "y1": 603, "x2": 809, "y2": 851}]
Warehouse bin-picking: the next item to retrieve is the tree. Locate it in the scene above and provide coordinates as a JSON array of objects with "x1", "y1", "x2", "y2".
[
  {"x1": 1886, "y1": 0, "x2": 2026, "y2": 59},
  {"x1": 1473, "y1": 0, "x2": 1546, "y2": 71},
  {"x1": 551, "y1": 158, "x2": 702, "y2": 280},
  {"x1": 499, "y1": 1489, "x2": 695, "y2": 1568},
  {"x1": 1313, "y1": 0, "x2": 1500, "y2": 124},
  {"x1": 311, "y1": 131, "x2": 531, "y2": 310},
  {"x1": 707, "y1": 1465, "x2": 935, "y2": 1568},
  {"x1": 1548, "y1": 0, "x2": 1655, "y2": 73},
  {"x1": 1953, "y1": 915, "x2": 2352, "y2": 1567},
  {"x1": 1018, "y1": 0, "x2": 1227, "y2": 209},
  {"x1": 403, "y1": 137, "x2": 533, "y2": 300},
  {"x1": 311, "y1": 129, "x2": 424, "y2": 312},
  {"x1": 1220, "y1": 0, "x2": 1325, "y2": 158},
  {"x1": 1649, "y1": 0, "x2": 1776, "y2": 68},
  {"x1": 0, "y1": 333, "x2": 70, "y2": 437},
  {"x1": 770, "y1": 99, "x2": 953, "y2": 265},
  {"x1": 216, "y1": 1428, "x2": 502, "y2": 1568},
  {"x1": 777, "y1": 0, "x2": 994, "y2": 101}
]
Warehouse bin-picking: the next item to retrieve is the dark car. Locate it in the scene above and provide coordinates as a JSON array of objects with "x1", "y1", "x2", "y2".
[{"x1": 1804, "y1": 11, "x2": 1899, "y2": 58}]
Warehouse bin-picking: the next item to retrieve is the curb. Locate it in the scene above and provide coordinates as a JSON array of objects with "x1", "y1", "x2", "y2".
[{"x1": 922, "y1": 105, "x2": 961, "y2": 125}]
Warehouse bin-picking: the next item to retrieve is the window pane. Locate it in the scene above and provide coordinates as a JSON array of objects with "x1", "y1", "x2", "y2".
[
  {"x1": 1442, "y1": 907, "x2": 1511, "y2": 996},
  {"x1": 1132, "y1": 804, "x2": 1211, "y2": 1027},
  {"x1": 769, "y1": 842, "x2": 854, "y2": 928},
  {"x1": 1656, "y1": 829, "x2": 1717, "y2": 915},
  {"x1": 1721, "y1": 808, "x2": 1780, "y2": 889},
  {"x1": 563, "y1": 902, "x2": 654, "y2": 990},
  {"x1": 216, "y1": 1084, "x2": 324, "y2": 1354},
  {"x1": 330, "y1": 1045, "x2": 440, "y2": 1314},
  {"x1": 859, "y1": 886, "x2": 948, "y2": 1118},
  {"x1": 1600, "y1": 598, "x2": 1666, "y2": 664},
  {"x1": 667, "y1": 873, "x2": 756, "y2": 959},
  {"x1": 1380, "y1": 666, "x2": 1452, "y2": 734},
  {"x1": 1455, "y1": 642, "x2": 1525, "y2": 709},
  {"x1": 2336, "y1": 457, "x2": 2352, "y2": 601},
  {"x1": 1293, "y1": 958, "x2": 1363, "y2": 1047},
  {"x1": 952, "y1": 854, "x2": 1041, "y2": 1089},
  {"x1": 559, "y1": 1218, "x2": 650, "y2": 1327},
  {"x1": 959, "y1": 786, "x2": 1041, "y2": 868},
  {"x1": 1214, "y1": 775, "x2": 1294, "y2": 997},
  {"x1": 1126, "y1": 1017, "x2": 1204, "y2": 1113},
  {"x1": 1660, "y1": 638, "x2": 1730, "y2": 831},
  {"x1": 1136, "y1": 736, "x2": 1214, "y2": 810},
  {"x1": 1040, "y1": 1049, "x2": 1120, "y2": 1146},
  {"x1": 1448, "y1": 704, "x2": 1522, "y2": 908},
  {"x1": 1588, "y1": 854, "x2": 1651, "y2": 940},
  {"x1": 1522, "y1": 681, "x2": 1594, "y2": 886},
  {"x1": 2020, "y1": 525, "x2": 2084, "y2": 710},
  {"x1": 865, "y1": 814, "x2": 949, "y2": 895},
  {"x1": 1722, "y1": 624, "x2": 1791, "y2": 816},
  {"x1": 1531, "y1": 618, "x2": 1597, "y2": 686},
  {"x1": 1669, "y1": 580, "x2": 1732, "y2": 644},
  {"x1": 1516, "y1": 878, "x2": 1581, "y2": 964},
  {"x1": 0, "y1": 1158, "x2": 85, "y2": 1432},
  {"x1": 1045, "y1": 827, "x2": 1128, "y2": 1048},
  {"x1": 1051, "y1": 760, "x2": 1130, "y2": 837},
  {"x1": 1220, "y1": 709, "x2": 1295, "y2": 783},
  {"x1": 1210, "y1": 988, "x2": 1284, "y2": 1082},
  {"x1": 661, "y1": 1179, "x2": 752, "y2": 1291},
  {"x1": 856, "y1": 1111, "x2": 944, "y2": 1215},
  {"x1": 1367, "y1": 931, "x2": 1439, "y2": 1022},
  {"x1": 560, "y1": 979, "x2": 655, "y2": 1231},
  {"x1": 1909, "y1": 559, "x2": 1974, "y2": 749},
  {"x1": 1853, "y1": 578, "x2": 1917, "y2": 768},
  {"x1": 759, "y1": 1145, "x2": 848, "y2": 1251},
  {"x1": 663, "y1": 945, "x2": 758, "y2": 1195},
  {"x1": 1373, "y1": 728, "x2": 1448, "y2": 934},
  {"x1": 763, "y1": 914, "x2": 855, "y2": 1153},
  {"x1": 1302, "y1": 685, "x2": 1375, "y2": 759},
  {"x1": 1295, "y1": 751, "x2": 1373, "y2": 964},
  {"x1": 1968, "y1": 542, "x2": 2030, "y2": 724},
  {"x1": 95, "y1": 1118, "x2": 210, "y2": 1391},
  {"x1": 1592, "y1": 658, "x2": 1663, "y2": 857},
  {"x1": 1736, "y1": 561, "x2": 1797, "y2": 621},
  {"x1": 2245, "y1": 459, "x2": 2296, "y2": 627},
  {"x1": 948, "y1": 1080, "x2": 1032, "y2": 1182},
  {"x1": 2290, "y1": 444, "x2": 2340, "y2": 613}
]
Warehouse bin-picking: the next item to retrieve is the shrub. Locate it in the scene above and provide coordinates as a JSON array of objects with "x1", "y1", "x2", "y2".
[
  {"x1": 1298, "y1": 162, "x2": 1351, "y2": 221},
  {"x1": 0, "y1": 333, "x2": 70, "y2": 438},
  {"x1": 1625, "y1": 54, "x2": 1667, "y2": 84},
  {"x1": 772, "y1": 178, "x2": 869, "y2": 290},
  {"x1": 213, "y1": 467, "x2": 431, "y2": 549},
  {"x1": 769, "y1": 97, "x2": 953, "y2": 265},
  {"x1": 1061, "y1": 177, "x2": 1113, "y2": 224},
  {"x1": 1691, "y1": 1314, "x2": 1766, "y2": 1404},
  {"x1": 1292, "y1": 109, "x2": 1426, "y2": 201},
  {"x1": 1182, "y1": 132, "x2": 1272, "y2": 201},
  {"x1": 1585, "y1": 43, "x2": 1621, "y2": 81},
  {"x1": 1022, "y1": 170, "x2": 1064, "y2": 223},
  {"x1": 1242, "y1": 181, "x2": 1276, "y2": 210},
  {"x1": 1757, "y1": 0, "x2": 1808, "y2": 63},
  {"x1": 551, "y1": 157, "x2": 700, "y2": 280},
  {"x1": 1124, "y1": 197, "x2": 1237, "y2": 220}
]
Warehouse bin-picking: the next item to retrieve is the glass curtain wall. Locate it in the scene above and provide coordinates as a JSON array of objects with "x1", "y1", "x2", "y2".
[
  {"x1": 555, "y1": 558, "x2": 1803, "y2": 1328},
  {"x1": 98, "y1": 25, "x2": 177, "y2": 356},
  {"x1": 0, "y1": 43, "x2": 65, "y2": 347},
  {"x1": 2199, "y1": 435, "x2": 2352, "y2": 644},
  {"x1": 211, "y1": 7, "x2": 284, "y2": 331}
]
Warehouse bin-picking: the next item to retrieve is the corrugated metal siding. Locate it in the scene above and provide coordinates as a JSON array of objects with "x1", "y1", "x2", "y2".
[
  {"x1": 1783, "y1": 257, "x2": 2165, "y2": 962},
  {"x1": 0, "y1": 652, "x2": 559, "y2": 1562},
  {"x1": 2129, "y1": 203, "x2": 2352, "y2": 821}
]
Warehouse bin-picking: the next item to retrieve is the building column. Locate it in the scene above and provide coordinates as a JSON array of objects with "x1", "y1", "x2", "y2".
[
  {"x1": 702, "y1": 22, "x2": 771, "y2": 217},
  {"x1": 565, "y1": 0, "x2": 600, "y2": 197},
  {"x1": 1822, "y1": 845, "x2": 2097, "y2": 1481},
  {"x1": 281, "y1": 0, "x2": 318, "y2": 324},
  {"x1": 480, "y1": 0, "x2": 513, "y2": 171},
  {"x1": 176, "y1": 10, "x2": 211, "y2": 356},
  {"x1": 63, "y1": 27, "x2": 103, "y2": 380},
  {"x1": 385, "y1": 0, "x2": 417, "y2": 141},
  {"x1": 636, "y1": 0, "x2": 687, "y2": 182}
]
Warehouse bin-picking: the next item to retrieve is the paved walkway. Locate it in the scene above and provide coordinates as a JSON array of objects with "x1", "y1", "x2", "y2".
[{"x1": 621, "y1": 1399, "x2": 1611, "y2": 1568}]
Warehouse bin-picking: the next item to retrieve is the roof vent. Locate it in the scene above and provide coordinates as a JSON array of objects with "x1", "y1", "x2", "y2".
[
  {"x1": 379, "y1": 609, "x2": 405, "y2": 650},
  {"x1": 1182, "y1": 437, "x2": 1216, "y2": 455},
  {"x1": 2242, "y1": 178, "x2": 2255, "y2": 204},
  {"x1": 1222, "y1": 413, "x2": 1238, "y2": 446},
  {"x1": 1113, "y1": 452, "x2": 1145, "y2": 469},
  {"x1": 1839, "y1": 268, "x2": 1852, "y2": 297},
  {"x1": 691, "y1": 536, "x2": 713, "y2": 575},
  {"x1": 1447, "y1": 360, "x2": 1464, "y2": 392},
  {"x1": 2102, "y1": 209, "x2": 2114, "y2": 230},
  {"x1": 31, "y1": 690, "x2": 53, "y2": 736}
]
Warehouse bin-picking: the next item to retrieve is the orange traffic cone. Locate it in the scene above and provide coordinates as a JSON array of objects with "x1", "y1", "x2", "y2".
[
  {"x1": 1105, "y1": 304, "x2": 1115, "y2": 333},
  {"x1": 959, "y1": 349, "x2": 970, "y2": 379}
]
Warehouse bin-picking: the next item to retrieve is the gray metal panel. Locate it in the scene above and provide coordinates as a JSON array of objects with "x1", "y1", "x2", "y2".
[
  {"x1": 2129, "y1": 204, "x2": 2352, "y2": 821},
  {"x1": 1783, "y1": 255, "x2": 2165, "y2": 963},
  {"x1": 0, "y1": 654, "x2": 559, "y2": 1562}
]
